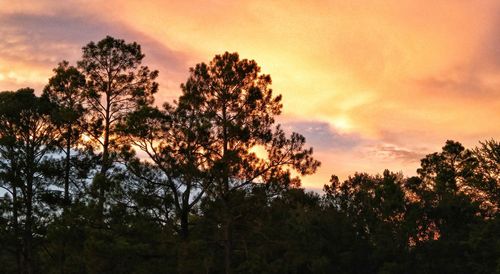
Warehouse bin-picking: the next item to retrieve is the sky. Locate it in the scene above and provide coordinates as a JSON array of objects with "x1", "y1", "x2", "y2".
[{"x1": 1, "y1": 0, "x2": 499, "y2": 191}]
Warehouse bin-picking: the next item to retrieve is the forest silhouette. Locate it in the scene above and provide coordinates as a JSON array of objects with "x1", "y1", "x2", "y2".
[{"x1": 0, "y1": 36, "x2": 499, "y2": 274}]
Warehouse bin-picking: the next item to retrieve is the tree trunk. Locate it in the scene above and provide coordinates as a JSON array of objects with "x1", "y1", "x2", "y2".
[
  {"x1": 64, "y1": 132, "x2": 71, "y2": 207},
  {"x1": 12, "y1": 182, "x2": 22, "y2": 274},
  {"x1": 224, "y1": 213, "x2": 233, "y2": 274},
  {"x1": 179, "y1": 176, "x2": 192, "y2": 240},
  {"x1": 97, "y1": 93, "x2": 111, "y2": 223},
  {"x1": 25, "y1": 172, "x2": 34, "y2": 274},
  {"x1": 221, "y1": 103, "x2": 232, "y2": 274},
  {"x1": 179, "y1": 209, "x2": 189, "y2": 240},
  {"x1": 60, "y1": 129, "x2": 72, "y2": 274}
]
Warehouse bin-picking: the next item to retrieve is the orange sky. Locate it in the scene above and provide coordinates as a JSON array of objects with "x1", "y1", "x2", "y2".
[{"x1": 1, "y1": 0, "x2": 499, "y2": 190}]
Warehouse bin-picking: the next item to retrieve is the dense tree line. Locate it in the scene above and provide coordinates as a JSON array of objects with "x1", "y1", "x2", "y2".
[{"x1": 0, "y1": 36, "x2": 499, "y2": 274}]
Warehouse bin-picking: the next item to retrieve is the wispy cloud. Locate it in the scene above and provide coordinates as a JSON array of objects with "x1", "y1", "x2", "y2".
[
  {"x1": 0, "y1": 10, "x2": 191, "y2": 97},
  {"x1": 281, "y1": 121, "x2": 363, "y2": 151},
  {"x1": 366, "y1": 144, "x2": 426, "y2": 164}
]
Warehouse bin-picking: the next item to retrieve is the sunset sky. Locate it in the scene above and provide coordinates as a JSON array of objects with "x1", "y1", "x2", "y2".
[{"x1": 1, "y1": 0, "x2": 499, "y2": 190}]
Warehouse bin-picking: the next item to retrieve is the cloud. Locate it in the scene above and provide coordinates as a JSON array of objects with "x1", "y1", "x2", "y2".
[
  {"x1": 0, "y1": 13, "x2": 106, "y2": 66},
  {"x1": 0, "y1": 11, "x2": 187, "y2": 65},
  {"x1": 418, "y1": 73, "x2": 489, "y2": 97},
  {"x1": 281, "y1": 120, "x2": 363, "y2": 151},
  {"x1": 412, "y1": 15, "x2": 500, "y2": 107},
  {"x1": 366, "y1": 144, "x2": 426, "y2": 164},
  {"x1": 475, "y1": 12, "x2": 500, "y2": 72},
  {"x1": 0, "y1": 10, "x2": 191, "y2": 97}
]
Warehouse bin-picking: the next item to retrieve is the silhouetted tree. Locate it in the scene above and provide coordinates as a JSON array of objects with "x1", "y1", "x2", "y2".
[
  {"x1": 404, "y1": 141, "x2": 485, "y2": 273},
  {"x1": 324, "y1": 171, "x2": 409, "y2": 272},
  {"x1": 0, "y1": 88, "x2": 57, "y2": 274},
  {"x1": 178, "y1": 52, "x2": 320, "y2": 273},
  {"x1": 470, "y1": 139, "x2": 500, "y2": 215},
  {"x1": 77, "y1": 36, "x2": 159, "y2": 221},
  {"x1": 43, "y1": 61, "x2": 87, "y2": 206},
  {"x1": 120, "y1": 103, "x2": 211, "y2": 243}
]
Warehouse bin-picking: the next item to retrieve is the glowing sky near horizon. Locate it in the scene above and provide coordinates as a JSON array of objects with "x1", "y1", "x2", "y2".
[{"x1": 1, "y1": 0, "x2": 499, "y2": 190}]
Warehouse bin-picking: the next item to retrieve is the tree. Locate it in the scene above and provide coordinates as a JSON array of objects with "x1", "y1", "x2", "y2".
[
  {"x1": 178, "y1": 52, "x2": 320, "y2": 273},
  {"x1": 120, "y1": 103, "x2": 211, "y2": 242},
  {"x1": 470, "y1": 139, "x2": 500, "y2": 215},
  {"x1": 77, "y1": 36, "x2": 159, "y2": 221},
  {"x1": 43, "y1": 61, "x2": 87, "y2": 206},
  {"x1": 411, "y1": 141, "x2": 482, "y2": 235},
  {"x1": 323, "y1": 171, "x2": 409, "y2": 272},
  {"x1": 0, "y1": 88, "x2": 57, "y2": 274},
  {"x1": 404, "y1": 141, "x2": 484, "y2": 273}
]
